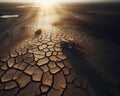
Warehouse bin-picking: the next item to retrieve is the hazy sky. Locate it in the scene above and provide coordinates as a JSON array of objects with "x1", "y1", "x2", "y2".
[{"x1": 0, "y1": 0, "x2": 119, "y2": 2}]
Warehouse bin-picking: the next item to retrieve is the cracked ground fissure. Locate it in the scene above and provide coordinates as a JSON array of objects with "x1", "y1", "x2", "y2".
[
  {"x1": 0, "y1": 26, "x2": 120, "y2": 96},
  {"x1": 0, "y1": 4, "x2": 120, "y2": 96},
  {"x1": 0, "y1": 28, "x2": 90, "y2": 96}
]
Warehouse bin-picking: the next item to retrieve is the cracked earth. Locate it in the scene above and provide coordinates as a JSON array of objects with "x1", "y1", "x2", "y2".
[
  {"x1": 0, "y1": 4, "x2": 120, "y2": 96},
  {"x1": 0, "y1": 27, "x2": 88, "y2": 96}
]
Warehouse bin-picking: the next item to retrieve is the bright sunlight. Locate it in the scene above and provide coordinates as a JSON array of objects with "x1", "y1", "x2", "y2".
[{"x1": 36, "y1": 0, "x2": 56, "y2": 7}]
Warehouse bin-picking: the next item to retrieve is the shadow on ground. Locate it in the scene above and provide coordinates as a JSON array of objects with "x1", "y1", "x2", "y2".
[{"x1": 61, "y1": 44, "x2": 113, "y2": 96}]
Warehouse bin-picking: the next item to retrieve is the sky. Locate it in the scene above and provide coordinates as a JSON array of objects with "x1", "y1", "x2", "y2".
[{"x1": 0, "y1": 0, "x2": 119, "y2": 2}]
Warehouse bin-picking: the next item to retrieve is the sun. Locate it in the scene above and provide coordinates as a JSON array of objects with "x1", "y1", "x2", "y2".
[{"x1": 36, "y1": 0, "x2": 56, "y2": 7}]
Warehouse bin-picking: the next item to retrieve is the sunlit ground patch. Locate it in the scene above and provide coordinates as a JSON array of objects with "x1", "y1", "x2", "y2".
[
  {"x1": 16, "y1": 6, "x2": 26, "y2": 8},
  {"x1": 0, "y1": 15, "x2": 19, "y2": 18}
]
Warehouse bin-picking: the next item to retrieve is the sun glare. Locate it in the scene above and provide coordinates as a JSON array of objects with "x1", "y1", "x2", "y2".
[{"x1": 37, "y1": 0, "x2": 56, "y2": 7}]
